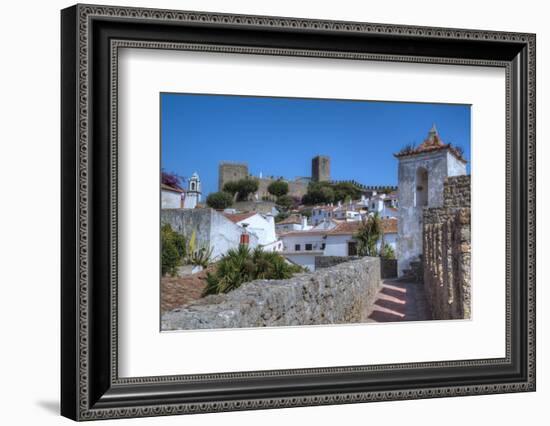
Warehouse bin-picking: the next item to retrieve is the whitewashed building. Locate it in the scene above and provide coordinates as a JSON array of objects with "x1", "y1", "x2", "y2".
[
  {"x1": 275, "y1": 214, "x2": 311, "y2": 234},
  {"x1": 161, "y1": 183, "x2": 184, "y2": 209},
  {"x1": 310, "y1": 205, "x2": 337, "y2": 226},
  {"x1": 224, "y1": 211, "x2": 282, "y2": 252},
  {"x1": 279, "y1": 230, "x2": 327, "y2": 271},
  {"x1": 279, "y1": 218, "x2": 398, "y2": 271},
  {"x1": 367, "y1": 192, "x2": 398, "y2": 218}
]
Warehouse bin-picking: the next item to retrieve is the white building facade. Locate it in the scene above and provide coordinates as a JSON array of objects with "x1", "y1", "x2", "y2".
[
  {"x1": 395, "y1": 125, "x2": 467, "y2": 275},
  {"x1": 224, "y1": 212, "x2": 282, "y2": 252},
  {"x1": 161, "y1": 184, "x2": 184, "y2": 209}
]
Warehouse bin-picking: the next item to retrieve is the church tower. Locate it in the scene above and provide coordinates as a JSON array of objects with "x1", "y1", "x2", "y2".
[
  {"x1": 394, "y1": 124, "x2": 467, "y2": 276},
  {"x1": 183, "y1": 172, "x2": 201, "y2": 209}
]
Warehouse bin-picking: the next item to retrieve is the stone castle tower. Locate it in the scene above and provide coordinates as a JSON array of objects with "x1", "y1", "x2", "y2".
[
  {"x1": 395, "y1": 124, "x2": 467, "y2": 276},
  {"x1": 218, "y1": 162, "x2": 249, "y2": 191},
  {"x1": 183, "y1": 172, "x2": 201, "y2": 209},
  {"x1": 311, "y1": 155, "x2": 330, "y2": 182}
]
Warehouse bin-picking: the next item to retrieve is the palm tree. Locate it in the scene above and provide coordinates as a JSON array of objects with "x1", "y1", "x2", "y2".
[{"x1": 354, "y1": 213, "x2": 382, "y2": 256}]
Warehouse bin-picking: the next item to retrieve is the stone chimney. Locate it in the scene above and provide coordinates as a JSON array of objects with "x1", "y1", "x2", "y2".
[
  {"x1": 240, "y1": 223, "x2": 250, "y2": 246},
  {"x1": 301, "y1": 216, "x2": 308, "y2": 230}
]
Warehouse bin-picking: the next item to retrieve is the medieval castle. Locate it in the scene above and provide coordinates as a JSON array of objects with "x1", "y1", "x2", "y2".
[
  {"x1": 219, "y1": 155, "x2": 395, "y2": 200},
  {"x1": 218, "y1": 155, "x2": 331, "y2": 200}
]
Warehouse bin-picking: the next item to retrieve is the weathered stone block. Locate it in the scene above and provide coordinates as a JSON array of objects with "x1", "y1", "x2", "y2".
[{"x1": 422, "y1": 175, "x2": 471, "y2": 320}]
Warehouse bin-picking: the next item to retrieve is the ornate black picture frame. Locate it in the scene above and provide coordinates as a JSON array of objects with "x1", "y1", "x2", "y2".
[{"x1": 61, "y1": 4, "x2": 536, "y2": 421}]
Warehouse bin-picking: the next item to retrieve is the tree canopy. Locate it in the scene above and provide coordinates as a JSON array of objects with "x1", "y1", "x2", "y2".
[
  {"x1": 301, "y1": 181, "x2": 364, "y2": 206},
  {"x1": 267, "y1": 180, "x2": 289, "y2": 198},
  {"x1": 222, "y1": 178, "x2": 259, "y2": 201},
  {"x1": 206, "y1": 191, "x2": 233, "y2": 209}
]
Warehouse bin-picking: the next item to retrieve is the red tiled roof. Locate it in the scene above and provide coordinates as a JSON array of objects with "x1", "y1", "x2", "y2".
[
  {"x1": 161, "y1": 183, "x2": 184, "y2": 193},
  {"x1": 328, "y1": 218, "x2": 398, "y2": 235},
  {"x1": 394, "y1": 125, "x2": 467, "y2": 163},
  {"x1": 381, "y1": 218, "x2": 398, "y2": 234},
  {"x1": 223, "y1": 211, "x2": 257, "y2": 223},
  {"x1": 278, "y1": 230, "x2": 327, "y2": 237},
  {"x1": 281, "y1": 217, "x2": 398, "y2": 237},
  {"x1": 327, "y1": 221, "x2": 363, "y2": 235}
]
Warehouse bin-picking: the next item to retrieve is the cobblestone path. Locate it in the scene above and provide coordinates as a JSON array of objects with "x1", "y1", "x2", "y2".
[{"x1": 367, "y1": 279, "x2": 431, "y2": 322}]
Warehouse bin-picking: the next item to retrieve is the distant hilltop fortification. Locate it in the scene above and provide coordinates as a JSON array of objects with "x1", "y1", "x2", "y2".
[{"x1": 218, "y1": 156, "x2": 331, "y2": 199}]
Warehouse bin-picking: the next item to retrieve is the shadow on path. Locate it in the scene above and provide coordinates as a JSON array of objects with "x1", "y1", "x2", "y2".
[{"x1": 367, "y1": 279, "x2": 431, "y2": 323}]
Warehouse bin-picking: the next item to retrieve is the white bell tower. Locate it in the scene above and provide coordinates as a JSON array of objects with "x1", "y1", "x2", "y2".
[
  {"x1": 183, "y1": 172, "x2": 201, "y2": 209},
  {"x1": 395, "y1": 125, "x2": 467, "y2": 276}
]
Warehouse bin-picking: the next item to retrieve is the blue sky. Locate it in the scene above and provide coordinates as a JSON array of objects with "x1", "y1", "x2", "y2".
[{"x1": 161, "y1": 93, "x2": 470, "y2": 197}]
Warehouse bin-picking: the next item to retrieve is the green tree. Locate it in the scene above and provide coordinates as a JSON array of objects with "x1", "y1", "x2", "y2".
[
  {"x1": 224, "y1": 178, "x2": 259, "y2": 201},
  {"x1": 267, "y1": 180, "x2": 289, "y2": 198},
  {"x1": 332, "y1": 182, "x2": 362, "y2": 202},
  {"x1": 206, "y1": 191, "x2": 233, "y2": 209},
  {"x1": 354, "y1": 213, "x2": 382, "y2": 256},
  {"x1": 380, "y1": 242, "x2": 396, "y2": 260},
  {"x1": 235, "y1": 178, "x2": 259, "y2": 201},
  {"x1": 302, "y1": 186, "x2": 335, "y2": 205},
  {"x1": 222, "y1": 181, "x2": 240, "y2": 196},
  {"x1": 276, "y1": 194, "x2": 294, "y2": 210}
]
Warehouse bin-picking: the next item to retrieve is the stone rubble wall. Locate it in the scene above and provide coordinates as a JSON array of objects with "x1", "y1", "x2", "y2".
[
  {"x1": 315, "y1": 256, "x2": 397, "y2": 279},
  {"x1": 314, "y1": 255, "x2": 359, "y2": 270},
  {"x1": 162, "y1": 257, "x2": 381, "y2": 330},
  {"x1": 423, "y1": 175, "x2": 471, "y2": 320}
]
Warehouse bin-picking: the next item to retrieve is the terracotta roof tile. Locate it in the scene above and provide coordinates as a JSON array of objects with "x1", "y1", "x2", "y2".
[
  {"x1": 223, "y1": 212, "x2": 257, "y2": 223},
  {"x1": 394, "y1": 125, "x2": 466, "y2": 163},
  {"x1": 328, "y1": 218, "x2": 398, "y2": 235},
  {"x1": 327, "y1": 221, "x2": 363, "y2": 235},
  {"x1": 381, "y1": 218, "x2": 398, "y2": 234},
  {"x1": 161, "y1": 183, "x2": 184, "y2": 193},
  {"x1": 278, "y1": 230, "x2": 327, "y2": 237}
]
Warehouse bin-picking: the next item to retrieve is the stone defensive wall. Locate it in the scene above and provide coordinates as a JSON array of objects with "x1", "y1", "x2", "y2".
[
  {"x1": 162, "y1": 257, "x2": 381, "y2": 330},
  {"x1": 315, "y1": 255, "x2": 397, "y2": 278},
  {"x1": 423, "y1": 175, "x2": 471, "y2": 320}
]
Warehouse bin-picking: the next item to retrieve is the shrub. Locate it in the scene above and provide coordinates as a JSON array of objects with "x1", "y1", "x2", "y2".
[
  {"x1": 267, "y1": 180, "x2": 289, "y2": 198},
  {"x1": 276, "y1": 194, "x2": 294, "y2": 210},
  {"x1": 206, "y1": 191, "x2": 233, "y2": 209},
  {"x1": 380, "y1": 242, "x2": 396, "y2": 260},
  {"x1": 203, "y1": 246, "x2": 303, "y2": 296},
  {"x1": 187, "y1": 245, "x2": 213, "y2": 268},
  {"x1": 299, "y1": 207, "x2": 312, "y2": 218},
  {"x1": 275, "y1": 212, "x2": 290, "y2": 223},
  {"x1": 161, "y1": 224, "x2": 187, "y2": 276}
]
